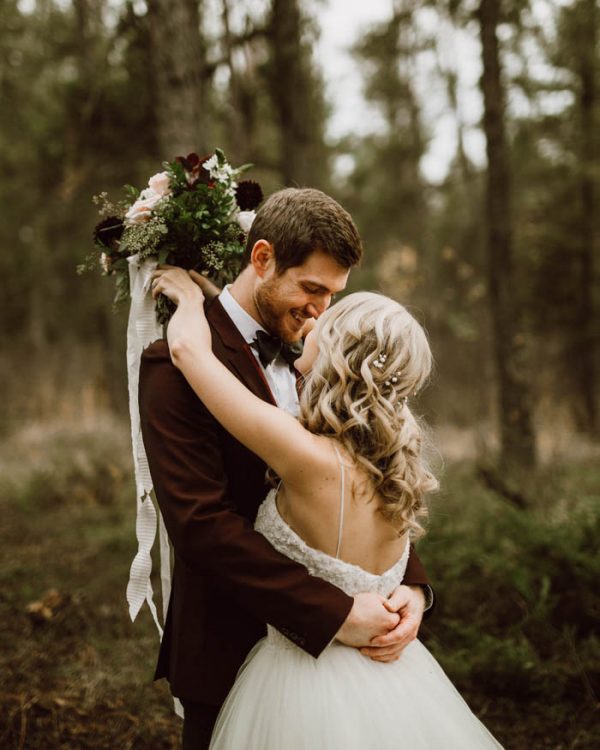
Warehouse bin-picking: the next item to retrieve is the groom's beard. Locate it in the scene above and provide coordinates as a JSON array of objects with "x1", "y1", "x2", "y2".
[{"x1": 254, "y1": 278, "x2": 306, "y2": 344}]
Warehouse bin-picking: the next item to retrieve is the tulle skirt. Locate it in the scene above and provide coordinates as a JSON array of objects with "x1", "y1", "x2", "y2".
[{"x1": 209, "y1": 632, "x2": 504, "y2": 749}]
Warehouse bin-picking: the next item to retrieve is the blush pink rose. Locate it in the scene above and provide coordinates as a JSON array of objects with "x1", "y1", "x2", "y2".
[
  {"x1": 125, "y1": 189, "x2": 162, "y2": 225},
  {"x1": 148, "y1": 171, "x2": 171, "y2": 197}
]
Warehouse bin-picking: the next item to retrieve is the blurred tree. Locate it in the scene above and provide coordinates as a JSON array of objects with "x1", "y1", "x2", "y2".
[
  {"x1": 215, "y1": 0, "x2": 277, "y2": 172},
  {"x1": 146, "y1": 0, "x2": 210, "y2": 157},
  {"x1": 265, "y1": 0, "x2": 330, "y2": 188},
  {"x1": 507, "y1": 0, "x2": 599, "y2": 434},
  {"x1": 0, "y1": 0, "x2": 159, "y2": 425},
  {"x1": 343, "y1": 0, "x2": 430, "y2": 286},
  {"x1": 478, "y1": 0, "x2": 536, "y2": 470},
  {"x1": 0, "y1": 0, "x2": 596, "y2": 455},
  {"x1": 219, "y1": 0, "x2": 256, "y2": 162},
  {"x1": 432, "y1": 1, "x2": 477, "y2": 190},
  {"x1": 426, "y1": 2, "x2": 491, "y2": 426},
  {"x1": 560, "y1": 0, "x2": 598, "y2": 433}
]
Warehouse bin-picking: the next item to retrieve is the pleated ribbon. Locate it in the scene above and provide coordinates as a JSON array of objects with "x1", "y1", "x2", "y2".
[{"x1": 124, "y1": 253, "x2": 183, "y2": 717}]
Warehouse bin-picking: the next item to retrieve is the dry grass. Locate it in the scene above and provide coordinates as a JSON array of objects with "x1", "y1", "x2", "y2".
[{"x1": 0, "y1": 417, "x2": 180, "y2": 749}]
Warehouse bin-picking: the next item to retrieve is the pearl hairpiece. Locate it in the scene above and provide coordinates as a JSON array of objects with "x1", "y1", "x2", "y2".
[
  {"x1": 372, "y1": 353, "x2": 403, "y2": 391},
  {"x1": 372, "y1": 353, "x2": 387, "y2": 370},
  {"x1": 371, "y1": 353, "x2": 418, "y2": 409}
]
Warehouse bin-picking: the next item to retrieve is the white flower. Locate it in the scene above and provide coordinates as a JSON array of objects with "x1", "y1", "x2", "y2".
[
  {"x1": 100, "y1": 252, "x2": 111, "y2": 274},
  {"x1": 236, "y1": 210, "x2": 256, "y2": 233},
  {"x1": 148, "y1": 171, "x2": 171, "y2": 197},
  {"x1": 203, "y1": 154, "x2": 237, "y2": 187},
  {"x1": 203, "y1": 155, "x2": 219, "y2": 173},
  {"x1": 125, "y1": 189, "x2": 163, "y2": 225}
]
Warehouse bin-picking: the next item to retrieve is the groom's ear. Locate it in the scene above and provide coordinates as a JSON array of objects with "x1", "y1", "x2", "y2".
[{"x1": 250, "y1": 240, "x2": 275, "y2": 278}]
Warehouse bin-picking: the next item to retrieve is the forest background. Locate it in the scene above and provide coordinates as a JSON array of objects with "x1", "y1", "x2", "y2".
[{"x1": 0, "y1": 0, "x2": 598, "y2": 748}]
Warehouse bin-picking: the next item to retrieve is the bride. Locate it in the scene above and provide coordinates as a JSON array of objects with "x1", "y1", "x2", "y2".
[{"x1": 152, "y1": 267, "x2": 503, "y2": 749}]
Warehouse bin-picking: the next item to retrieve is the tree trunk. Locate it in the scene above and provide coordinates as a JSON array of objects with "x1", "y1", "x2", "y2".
[
  {"x1": 220, "y1": 0, "x2": 257, "y2": 163},
  {"x1": 574, "y1": 0, "x2": 598, "y2": 433},
  {"x1": 478, "y1": 0, "x2": 536, "y2": 470},
  {"x1": 267, "y1": 0, "x2": 328, "y2": 187},
  {"x1": 146, "y1": 0, "x2": 208, "y2": 158}
]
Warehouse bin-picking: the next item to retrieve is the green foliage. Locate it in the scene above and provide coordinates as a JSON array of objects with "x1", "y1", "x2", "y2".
[
  {"x1": 0, "y1": 420, "x2": 133, "y2": 511},
  {"x1": 420, "y1": 461, "x2": 600, "y2": 743}
]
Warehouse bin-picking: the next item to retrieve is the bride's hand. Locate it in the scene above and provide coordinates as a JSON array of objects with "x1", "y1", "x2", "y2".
[
  {"x1": 152, "y1": 265, "x2": 204, "y2": 307},
  {"x1": 151, "y1": 266, "x2": 211, "y2": 366},
  {"x1": 360, "y1": 584, "x2": 425, "y2": 663},
  {"x1": 335, "y1": 592, "x2": 400, "y2": 648}
]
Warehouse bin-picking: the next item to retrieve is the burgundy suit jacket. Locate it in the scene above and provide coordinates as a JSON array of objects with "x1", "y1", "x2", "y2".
[{"x1": 139, "y1": 297, "x2": 432, "y2": 707}]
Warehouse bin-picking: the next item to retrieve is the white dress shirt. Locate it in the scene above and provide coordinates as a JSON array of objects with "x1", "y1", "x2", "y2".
[{"x1": 219, "y1": 286, "x2": 299, "y2": 416}]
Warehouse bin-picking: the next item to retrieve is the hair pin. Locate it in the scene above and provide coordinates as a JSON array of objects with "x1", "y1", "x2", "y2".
[{"x1": 372, "y1": 352, "x2": 403, "y2": 391}]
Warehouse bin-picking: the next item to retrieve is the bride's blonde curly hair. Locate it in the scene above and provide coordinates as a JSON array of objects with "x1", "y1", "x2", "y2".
[{"x1": 299, "y1": 291, "x2": 438, "y2": 539}]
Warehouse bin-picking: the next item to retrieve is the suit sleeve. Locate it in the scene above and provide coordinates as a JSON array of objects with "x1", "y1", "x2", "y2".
[
  {"x1": 139, "y1": 343, "x2": 353, "y2": 658},
  {"x1": 403, "y1": 546, "x2": 435, "y2": 619}
]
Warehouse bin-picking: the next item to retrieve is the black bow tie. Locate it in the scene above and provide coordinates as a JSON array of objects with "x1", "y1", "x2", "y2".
[{"x1": 252, "y1": 330, "x2": 303, "y2": 369}]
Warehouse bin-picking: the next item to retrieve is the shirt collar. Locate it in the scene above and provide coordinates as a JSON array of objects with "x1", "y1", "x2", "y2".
[{"x1": 218, "y1": 285, "x2": 267, "y2": 345}]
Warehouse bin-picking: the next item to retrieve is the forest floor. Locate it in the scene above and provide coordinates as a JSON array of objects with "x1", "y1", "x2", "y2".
[{"x1": 0, "y1": 417, "x2": 598, "y2": 749}]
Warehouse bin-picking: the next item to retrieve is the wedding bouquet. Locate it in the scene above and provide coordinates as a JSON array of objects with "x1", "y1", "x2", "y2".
[{"x1": 82, "y1": 149, "x2": 263, "y2": 323}]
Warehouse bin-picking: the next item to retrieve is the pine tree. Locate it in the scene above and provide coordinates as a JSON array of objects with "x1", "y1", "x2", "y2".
[
  {"x1": 265, "y1": 0, "x2": 330, "y2": 188},
  {"x1": 478, "y1": 0, "x2": 536, "y2": 470},
  {"x1": 146, "y1": 0, "x2": 209, "y2": 157}
]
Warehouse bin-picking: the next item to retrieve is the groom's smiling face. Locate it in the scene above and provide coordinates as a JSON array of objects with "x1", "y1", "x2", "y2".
[{"x1": 253, "y1": 244, "x2": 350, "y2": 343}]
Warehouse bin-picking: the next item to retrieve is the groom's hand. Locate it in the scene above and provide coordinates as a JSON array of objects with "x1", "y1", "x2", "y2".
[
  {"x1": 188, "y1": 269, "x2": 221, "y2": 301},
  {"x1": 335, "y1": 592, "x2": 400, "y2": 648},
  {"x1": 360, "y1": 584, "x2": 425, "y2": 663},
  {"x1": 155, "y1": 265, "x2": 222, "y2": 302}
]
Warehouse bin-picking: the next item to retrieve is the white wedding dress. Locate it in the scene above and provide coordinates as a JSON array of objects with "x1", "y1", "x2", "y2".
[{"x1": 209, "y1": 454, "x2": 504, "y2": 749}]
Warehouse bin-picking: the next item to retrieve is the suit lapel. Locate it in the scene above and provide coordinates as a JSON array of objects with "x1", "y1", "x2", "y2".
[{"x1": 206, "y1": 297, "x2": 277, "y2": 406}]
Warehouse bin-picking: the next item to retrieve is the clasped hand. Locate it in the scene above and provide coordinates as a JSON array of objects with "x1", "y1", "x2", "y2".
[
  {"x1": 336, "y1": 585, "x2": 425, "y2": 663},
  {"x1": 151, "y1": 266, "x2": 212, "y2": 361}
]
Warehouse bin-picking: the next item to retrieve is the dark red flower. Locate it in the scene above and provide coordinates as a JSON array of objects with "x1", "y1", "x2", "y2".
[
  {"x1": 235, "y1": 180, "x2": 263, "y2": 210},
  {"x1": 93, "y1": 216, "x2": 124, "y2": 249},
  {"x1": 176, "y1": 152, "x2": 212, "y2": 186}
]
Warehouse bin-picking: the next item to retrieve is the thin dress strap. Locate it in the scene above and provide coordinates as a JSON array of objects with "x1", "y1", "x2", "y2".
[{"x1": 332, "y1": 444, "x2": 345, "y2": 559}]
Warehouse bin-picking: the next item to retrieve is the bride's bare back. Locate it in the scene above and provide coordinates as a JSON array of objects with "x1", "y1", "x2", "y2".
[{"x1": 277, "y1": 437, "x2": 409, "y2": 576}]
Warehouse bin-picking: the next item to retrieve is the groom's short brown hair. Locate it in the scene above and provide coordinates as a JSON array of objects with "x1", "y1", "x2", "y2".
[{"x1": 244, "y1": 188, "x2": 362, "y2": 273}]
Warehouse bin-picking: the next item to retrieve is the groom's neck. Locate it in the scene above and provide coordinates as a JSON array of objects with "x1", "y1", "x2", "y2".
[{"x1": 229, "y1": 269, "x2": 263, "y2": 325}]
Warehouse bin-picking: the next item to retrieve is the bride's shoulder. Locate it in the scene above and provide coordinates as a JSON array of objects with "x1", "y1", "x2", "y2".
[{"x1": 282, "y1": 435, "x2": 346, "y2": 490}]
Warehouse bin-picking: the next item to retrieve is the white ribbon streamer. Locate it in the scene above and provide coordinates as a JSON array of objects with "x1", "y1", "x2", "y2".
[
  {"x1": 122, "y1": 255, "x2": 190, "y2": 720},
  {"x1": 125, "y1": 254, "x2": 171, "y2": 637}
]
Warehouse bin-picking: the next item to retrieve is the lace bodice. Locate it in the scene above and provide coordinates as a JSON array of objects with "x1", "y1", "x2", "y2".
[{"x1": 255, "y1": 489, "x2": 410, "y2": 598}]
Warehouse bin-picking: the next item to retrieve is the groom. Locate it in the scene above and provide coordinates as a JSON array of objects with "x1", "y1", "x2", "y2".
[{"x1": 139, "y1": 188, "x2": 434, "y2": 749}]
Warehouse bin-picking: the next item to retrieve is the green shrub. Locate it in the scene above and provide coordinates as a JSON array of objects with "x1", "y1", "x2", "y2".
[
  {"x1": 421, "y1": 461, "x2": 599, "y2": 716},
  {"x1": 0, "y1": 418, "x2": 133, "y2": 511}
]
